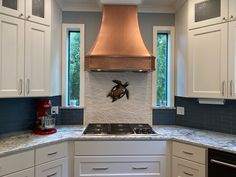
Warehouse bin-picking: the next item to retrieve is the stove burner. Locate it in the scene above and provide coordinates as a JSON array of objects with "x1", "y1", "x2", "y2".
[{"x1": 83, "y1": 123, "x2": 156, "y2": 135}]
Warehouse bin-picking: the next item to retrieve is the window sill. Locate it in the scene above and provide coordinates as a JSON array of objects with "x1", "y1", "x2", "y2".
[
  {"x1": 60, "y1": 106, "x2": 84, "y2": 110},
  {"x1": 152, "y1": 106, "x2": 176, "y2": 110}
]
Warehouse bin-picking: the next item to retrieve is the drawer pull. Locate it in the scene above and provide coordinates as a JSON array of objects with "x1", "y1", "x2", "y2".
[
  {"x1": 211, "y1": 159, "x2": 236, "y2": 169},
  {"x1": 183, "y1": 151, "x2": 194, "y2": 155},
  {"x1": 132, "y1": 167, "x2": 148, "y2": 170},
  {"x1": 48, "y1": 152, "x2": 58, "y2": 156},
  {"x1": 47, "y1": 173, "x2": 57, "y2": 177},
  {"x1": 184, "y1": 171, "x2": 194, "y2": 176},
  {"x1": 93, "y1": 167, "x2": 109, "y2": 170}
]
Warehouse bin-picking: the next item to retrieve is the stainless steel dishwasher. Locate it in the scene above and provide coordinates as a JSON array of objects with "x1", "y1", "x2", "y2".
[{"x1": 208, "y1": 148, "x2": 236, "y2": 177}]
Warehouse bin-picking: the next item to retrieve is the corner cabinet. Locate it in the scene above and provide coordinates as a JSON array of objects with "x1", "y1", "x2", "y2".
[{"x1": 0, "y1": 0, "x2": 61, "y2": 98}]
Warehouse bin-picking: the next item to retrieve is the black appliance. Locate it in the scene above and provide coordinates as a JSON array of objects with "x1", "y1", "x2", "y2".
[
  {"x1": 208, "y1": 148, "x2": 236, "y2": 177},
  {"x1": 83, "y1": 123, "x2": 156, "y2": 135}
]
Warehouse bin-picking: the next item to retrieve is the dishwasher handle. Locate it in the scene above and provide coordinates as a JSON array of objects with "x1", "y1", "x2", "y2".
[{"x1": 210, "y1": 159, "x2": 236, "y2": 169}]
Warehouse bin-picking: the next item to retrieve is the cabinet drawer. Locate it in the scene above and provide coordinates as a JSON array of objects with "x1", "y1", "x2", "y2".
[
  {"x1": 0, "y1": 150, "x2": 34, "y2": 176},
  {"x1": 75, "y1": 141, "x2": 168, "y2": 155},
  {"x1": 172, "y1": 157, "x2": 206, "y2": 177},
  {"x1": 74, "y1": 156, "x2": 166, "y2": 177},
  {"x1": 172, "y1": 142, "x2": 206, "y2": 164},
  {"x1": 35, "y1": 142, "x2": 68, "y2": 165},
  {"x1": 3, "y1": 167, "x2": 34, "y2": 177}
]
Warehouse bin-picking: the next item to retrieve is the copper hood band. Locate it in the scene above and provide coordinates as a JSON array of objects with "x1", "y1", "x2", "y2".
[{"x1": 85, "y1": 5, "x2": 155, "y2": 72}]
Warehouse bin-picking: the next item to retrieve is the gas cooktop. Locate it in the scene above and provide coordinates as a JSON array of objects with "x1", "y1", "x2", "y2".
[{"x1": 83, "y1": 123, "x2": 156, "y2": 135}]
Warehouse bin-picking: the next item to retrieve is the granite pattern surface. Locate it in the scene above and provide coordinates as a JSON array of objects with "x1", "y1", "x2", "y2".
[{"x1": 0, "y1": 125, "x2": 236, "y2": 157}]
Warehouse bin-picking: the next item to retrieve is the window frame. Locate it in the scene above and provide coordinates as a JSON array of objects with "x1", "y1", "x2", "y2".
[
  {"x1": 152, "y1": 26, "x2": 175, "y2": 108},
  {"x1": 62, "y1": 24, "x2": 85, "y2": 108}
]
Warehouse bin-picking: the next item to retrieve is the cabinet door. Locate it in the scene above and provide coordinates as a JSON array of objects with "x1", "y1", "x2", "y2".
[
  {"x1": 3, "y1": 168, "x2": 34, "y2": 177},
  {"x1": 25, "y1": 0, "x2": 51, "y2": 26},
  {"x1": 189, "y1": 0, "x2": 228, "y2": 29},
  {"x1": 188, "y1": 23, "x2": 228, "y2": 98},
  {"x1": 25, "y1": 21, "x2": 50, "y2": 97},
  {"x1": 0, "y1": 0, "x2": 25, "y2": 19},
  {"x1": 229, "y1": 0, "x2": 236, "y2": 22},
  {"x1": 172, "y1": 157, "x2": 205, "y2": 177},
  {"x1": 35, "y1": 158, "x2": 68, "y2": 177},
  {"x1": 228, "y1": 21, "x2": 236, "y2": 98},
  {"x1": 0, "y1": 14, "x2": 24, "y2": 97}
]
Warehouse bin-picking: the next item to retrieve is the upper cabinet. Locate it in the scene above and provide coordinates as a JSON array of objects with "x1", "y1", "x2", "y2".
[
  {"x1": 188, "y1": 0, "x2": 236, "y2": 29},
  {"x1": 0, "y1": 0, "x2": 50, "y2": 26}
]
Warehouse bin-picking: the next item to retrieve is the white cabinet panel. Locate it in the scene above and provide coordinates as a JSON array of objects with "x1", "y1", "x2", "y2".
[
  {"x1": 35, "y1": 158, "x2": 68, "y2": 177},
  {"x1": 0, "y1": 14, "x2": 24, "y2": 97},
  {"x1": 229, "y1": 0, "x2": 236, "y2": 22},
  {"x1": 75, "y1": 156, "x2": 166, "y2": 177},
  {"x1": 3, "y1": 168, "x2": 34, "y2": 177},
  {"x1": 0, "y1": 0, "x2": 25, "y2": 19},
  {"x1": 188, "y1": 23, "x2": 228, "y2": 98},
  {"x1": 172, "y1": 157, "x2": 206, "y2": 177},
  {"x1": 228, "y1": 21, "x2": 236, "y2": 98},
  {"x1": 25, "y1": 21, "x2": 50, "y2": 96},
  {"x1": 189, "y1": 0, "x2": 228, "y2": 29},
  {"x1": 25, "y1": 0, "x2": 51, "y2": 26}
]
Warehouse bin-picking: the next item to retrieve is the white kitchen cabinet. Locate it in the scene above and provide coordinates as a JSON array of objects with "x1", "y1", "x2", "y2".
[
  {"x1": 172, "y1": 142, "x2": 206, "y2": 177},
  {"x1": 172, "y1": 157, "x2": 206, "y2": 177},
  {"x1": 25, "y1": 0, "x2": 51, "y2": 26},
  {"x1": 3, "y1": 168, "x2": 34, "y2": 177},
  {"x1": 228, "y1": 20, "x2": 236, "y2": 98},
  {"x1": 0, "y1": 0, "x2": 51, "y2": 26},
  {"x1": 0, "y1": 0, "x2": 61, "y2": 98},
  {"x1": 188, "y1": 0, "x2": 228, "y2": 29},
  {"x1": 0, "y1": 14, "x2": 25, "y2": 97},
  {"x1": 0, "y1": 0, "x2": 25, "y2": 19},
  {"x1": 25, "y1": 21, "x2": 50, "y2": 96},
  {"x1": 74, "y1": 141, "x2": 170, "y2": 177},
  {"x1": 188, "y1": 23, "x2": 228, "y2": 98},
  {"x1": 229, "y1": 0, "x2": 236, "y2": 22},
  {"x1": 75, "y1": 156, "x2": 166, "y2": 177},
  {"x1": 35, "y1": 158, "x2": 68, "y2": 177}
]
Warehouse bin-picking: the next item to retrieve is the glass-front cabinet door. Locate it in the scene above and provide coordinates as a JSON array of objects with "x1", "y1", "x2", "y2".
[
  {"x1": 189, "y1": 0, "x2": 228, "y2": 29},
  {"x1": 26, "y1": 0, "x2": 51, "y2": 26},
  {"x1": 0, "y1": 0, "x2": 25, "y2": 18}
]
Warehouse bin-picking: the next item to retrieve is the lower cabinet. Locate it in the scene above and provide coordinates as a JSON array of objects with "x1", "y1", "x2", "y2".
[
  {"x1": 74, "y1": 156, "x2": 166, "y2": 177},
  {"x1": 3, "y1": 168, "x2": 34, "y2": 177},
  {"x1": 35, "y1": 158, "x2": 68, "y2": 177},
  {"x1": 172, "y1": 157, "x2": 205, "y2": 177}
]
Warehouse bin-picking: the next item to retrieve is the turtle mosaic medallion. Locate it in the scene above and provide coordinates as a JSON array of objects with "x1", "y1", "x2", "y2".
[{"x1": 107, "y1": 80, "x2": 129, "y2": 102}]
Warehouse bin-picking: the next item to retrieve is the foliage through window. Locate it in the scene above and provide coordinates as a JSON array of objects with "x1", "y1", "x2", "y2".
[
  {"x1": 68, "y1": 31, "x2": 80, "y2": 106},
  {"x1": 156, "y1": 33, "x2": 168, "y2": 106}
]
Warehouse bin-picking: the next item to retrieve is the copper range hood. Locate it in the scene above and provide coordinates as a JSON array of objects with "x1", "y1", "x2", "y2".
[{"x1": 85, "y1": 5, "x2": 155, "y2": 72}]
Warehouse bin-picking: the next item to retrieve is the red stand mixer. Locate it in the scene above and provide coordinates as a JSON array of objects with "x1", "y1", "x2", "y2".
[{"x1": 34, "y1": 99, "x2": 57, "y2": 135}]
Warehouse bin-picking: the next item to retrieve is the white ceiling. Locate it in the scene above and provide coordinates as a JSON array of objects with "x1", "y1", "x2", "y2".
[{"x1": 56, "y1": 0, "x2": 186, "y2": 13}]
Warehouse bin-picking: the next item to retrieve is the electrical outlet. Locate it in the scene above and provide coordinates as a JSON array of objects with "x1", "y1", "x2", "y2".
[
  {"x1": 176, "y1": 106, "x2": 185, "y2": 116},
  {"x1": 51, "y1": 106, "x2": 59, "y2": 115}
]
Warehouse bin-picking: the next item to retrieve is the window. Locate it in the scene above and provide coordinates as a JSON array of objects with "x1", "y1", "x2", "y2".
[
  {"x1": 62, "y1": 24, "x2": 85, "y2": 107},
  {"x1": 152, "y1": 26, "x2": 175, "y2": 108}
]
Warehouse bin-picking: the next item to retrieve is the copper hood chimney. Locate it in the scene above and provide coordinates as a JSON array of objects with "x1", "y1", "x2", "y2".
[{"x1": 85, "y1": 5, "x2": 155, "y2": 72}]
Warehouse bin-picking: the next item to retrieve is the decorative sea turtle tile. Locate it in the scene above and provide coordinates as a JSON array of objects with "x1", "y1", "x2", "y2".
[{"x1": 107, "y1": 80, "x2": 129, "y2": 102}]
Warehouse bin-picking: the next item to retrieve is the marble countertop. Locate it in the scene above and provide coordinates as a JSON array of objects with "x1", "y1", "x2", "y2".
[{"x1": 0, "y1": 125, "x2": 236, "y2": 157}]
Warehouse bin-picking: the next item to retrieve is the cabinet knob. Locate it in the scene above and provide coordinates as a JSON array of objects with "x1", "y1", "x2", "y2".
[
  {"x1": 222, "y1": 17, "x2": 227, "y2": 22},
  {"x1": 230, "y1": 15, "x2": 235, "y2": 20},
  {"x1": 27, "y1": 15, "x2": 31, "y2": 19},
  {"x1": 19, "y1": 13, "x2": 23, "y2": 17}
]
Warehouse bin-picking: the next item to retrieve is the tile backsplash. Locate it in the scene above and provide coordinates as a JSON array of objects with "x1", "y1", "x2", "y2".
[{"x1": 84, "y1": 72, "x2": 153, "y2": 125}]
